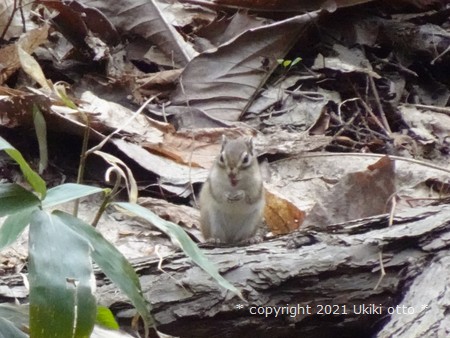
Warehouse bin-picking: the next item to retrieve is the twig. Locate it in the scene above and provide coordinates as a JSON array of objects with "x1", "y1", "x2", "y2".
[
  {"x1": 72, "y1": 109, "x2": 91, "y2": 216},
  {"x1": 284, "y1": 152, "x2": 450, "y2": 175},
  {"x1": 287, "y1": 90, "x2": 326, "y2": 102},
  {"x1": 368, "y1": 75, "x2": 392, "y2": 134},
  {"x1": 1, "y1": 0, "x2": 17, "y2": 40},
  {"x1": 431, "y1": 44, "x2": 450, "y2": 65},
  {"x1": 19, "y1": 0, "x2": 25, "y2": 33},
  {"x1": 188, "y1": 138, "x2": 198, "y2": 208},
  {"x1": 156, "y1": 245, "x2": 188, "y2": 291},
  {"x1": 372, "y1": 56, "x2": 418, "y2": 77},
  {"x1": 348, "y1": 79, "x2": 391, "y2": 137},
  {"x1": 404, "y1": 103, "x2": 450, "y2": 116},
  {"x1": 85, "y1": 96, "x2": 156, "y2": 156},
  {"x1": 388, "y1": 194, "x2": 397, "y2": 226},
  {"x1": 334, "y1": 98, "x2": 361, "y2": 138},
  {"x1": 374, "y1": 250, "x2": 386, "y2": 290}
]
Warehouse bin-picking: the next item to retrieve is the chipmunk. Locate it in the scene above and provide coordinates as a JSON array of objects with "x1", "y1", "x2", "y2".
[{"x1": 199, "y1": 135, "x2": 265, "y2": 244}]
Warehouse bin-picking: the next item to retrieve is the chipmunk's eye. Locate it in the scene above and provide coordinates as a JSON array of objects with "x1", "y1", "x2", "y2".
[
  {"x1": 241, "y1": 153, "x2": 251, "y2": 167},
  {"x1": 218, "y1": 153, "x2": 225, "y2": 165}
]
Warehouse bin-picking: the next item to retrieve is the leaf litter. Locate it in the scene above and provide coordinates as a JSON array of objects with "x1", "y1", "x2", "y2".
[{"x1": 0, "y1": 0, "x2": 449, "y2": 274}]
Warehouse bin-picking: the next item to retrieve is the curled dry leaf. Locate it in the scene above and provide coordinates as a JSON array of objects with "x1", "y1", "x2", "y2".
[
  {"x1": 17, "y1": 45, "x2": 51, "y2": 91},
  {"x1": 264, "y1": 185, "x2": 306, "y2": 235},
  {"x1": 303, "y1": 156, "x2": 396, "y2": 229}
]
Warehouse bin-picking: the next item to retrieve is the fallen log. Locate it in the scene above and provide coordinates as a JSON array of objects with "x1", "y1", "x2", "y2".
[{"x1": 99, "y1": 204, "x2": 450, "y2": 337}]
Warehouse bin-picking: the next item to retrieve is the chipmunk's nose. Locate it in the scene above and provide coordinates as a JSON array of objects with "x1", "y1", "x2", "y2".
[{"x1": 228, "y1": 173, "x2": 238, "y2": 186}]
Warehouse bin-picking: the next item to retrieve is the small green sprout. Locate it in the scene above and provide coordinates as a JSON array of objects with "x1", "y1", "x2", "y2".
[{"x1": 277, "y1": 56, "x2": 302, "y2": 69}]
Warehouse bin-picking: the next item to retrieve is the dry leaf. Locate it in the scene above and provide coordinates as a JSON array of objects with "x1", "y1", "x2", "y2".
[
  {"x1": 84, "y1": 0, "x2": 197, "y2": 66},
  {"x1": 170, "y1": 12, "x2": 319, "y2": 120},
  {"x1": 17, "y1": 45, "x2": 52, "y2": 91},
  {"x1": 303, "y1": 156, "x2": 396, "y2": 228},
  {"x1": 264, "y1": 185, "x2": 306, "y2": 235},
  {"x1": 0, "y1": 25, "x2": 49, "y2": 84}
]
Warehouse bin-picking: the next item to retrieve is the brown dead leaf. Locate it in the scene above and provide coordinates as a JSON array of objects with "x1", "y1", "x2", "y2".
[
  {"x1": 41, "y1": 0, "x2": 120, "y2": 61},
  {"x1": 77, "y1": 91, "x2": 167, "y2": 141},
  {"x1": 0, "y1": 87, "x2": 51, "y2": 128},
  {"x1": 303, "y1": 156, "x2": 396, "y2": 228},
  {"x1": 143, "y1": 128, "x2": 254, "y2": 168},
  {"x1": 312, "y1": 44, "x2": 381, "y2": 78},
  {"x1": 66, "y1": 1, "x2": 120, "y2": 46},
  {"x1": 170, "y1": 12, "x2": 319, "y2": 120},
  {"x1": 264, "y1": 185, "x2": 306, "y2": 235},
  {"x1": 136, "y1": 69, "x2": 182, "y2": 98},
  {"x1": 81, "y1": 0, "x2": 197, "y2": 66},
  {"x1": 111, "y1": 138, "x2": 209, "y2": 197},
  {"x1": 0, "y1": 25, "x2": 49, "y2": 84},
  {"x1": 309, "y1": 107, "x2": 331, "y2": 135}
]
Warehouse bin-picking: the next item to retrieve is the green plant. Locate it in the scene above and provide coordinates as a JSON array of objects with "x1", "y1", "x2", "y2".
[
  {"x1": 0, "y1": 136, "x2": 150, "y2": 338},
  {"x1": 0, "y1": 135, "x2": 243, "y2": 338},
  {"x1": 1, "y1": 35, "x2": 243, "y2": 338},
  {"x1": 277, "y1": 56, "x2": 302, "y2": 71}
]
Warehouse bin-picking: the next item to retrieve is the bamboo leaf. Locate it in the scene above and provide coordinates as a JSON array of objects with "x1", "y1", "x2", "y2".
[
  {"x1": 29, "y1": 210, "x2": 96, "y2": 338},
  {"x1": 115, "y1": 202, "x2": 244, "y2": 300},
  {"x1": 0, "y1": 137, "x2": 46, "y2": 198}
]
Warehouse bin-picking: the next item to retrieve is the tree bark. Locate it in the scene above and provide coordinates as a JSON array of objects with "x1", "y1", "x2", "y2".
[
  {"x1": 2, "y1": 205, "x2": 449, "y2": 337},
  {"x1": 96, "y1": 204, "x2": 450, "y2": 338}
]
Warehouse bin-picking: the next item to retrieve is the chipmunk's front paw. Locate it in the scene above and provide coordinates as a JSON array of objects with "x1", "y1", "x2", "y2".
[
  {"x1": 226, "y1": 190, "x2": 245, "y2": 202},
  {"x1": 241, "y1": 235, "x2": 263, "y2": 245},
  {"x1": 204, "y1": 237, "x2": 222, "y2": 245}
]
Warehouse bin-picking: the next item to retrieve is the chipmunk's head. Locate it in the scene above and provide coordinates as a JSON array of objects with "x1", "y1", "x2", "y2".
[{"x1": 217, "y1": 135, "x2": 255, "y2": 187}]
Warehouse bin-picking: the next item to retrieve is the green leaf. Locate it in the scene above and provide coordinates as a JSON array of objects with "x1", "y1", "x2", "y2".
[
  {"x1": 0, "y1": 317, "x2": 28, "y2": 338},
  {"x1": 291, "y1": 56, "x2": 302, "y2": 67},
  {"x1": 53, "y1": 211, "x2": 152, "y2": 333},
  {"x1": 55, "y1": 85, "x2": 78, "y2": 110},
  {"x1": 282, "y1": 60, "x2": 291, "y2": 68},
  {"x1": 0, "y1": 136, "x2": 46, "y2": 198},
  {"x1": 0, "y1": 303, "x2": 29, "y2": 337},
  {"x1": 33, "y1": 105, "x2": 48, "y2": 175},
  {"x1": 96, "y1": 306, "x2": 119, "y2": 330},
  {"x1": 0, "y1": 184, "x2": 40, "y2": 217},
  {"x1": 115, "y1": 202, "x2": 244, "y2": 300},
  {"x1": 29, "y1": 210, "x2": 96, "y2": 338},
  {"x1": 42, "y1": 183, "x2": 104, "y2": 209},
  {"x1": 0, "y1": 207, "x2": 35, "y2": 250}
]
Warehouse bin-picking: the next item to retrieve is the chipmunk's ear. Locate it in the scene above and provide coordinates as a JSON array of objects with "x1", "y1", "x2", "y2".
[
  {"x1": 221, "y1": 134, "x2": 228, "y2": 151},
  {"x1": 245, "y1": 136, "x2": 254, "y2": 155}
]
